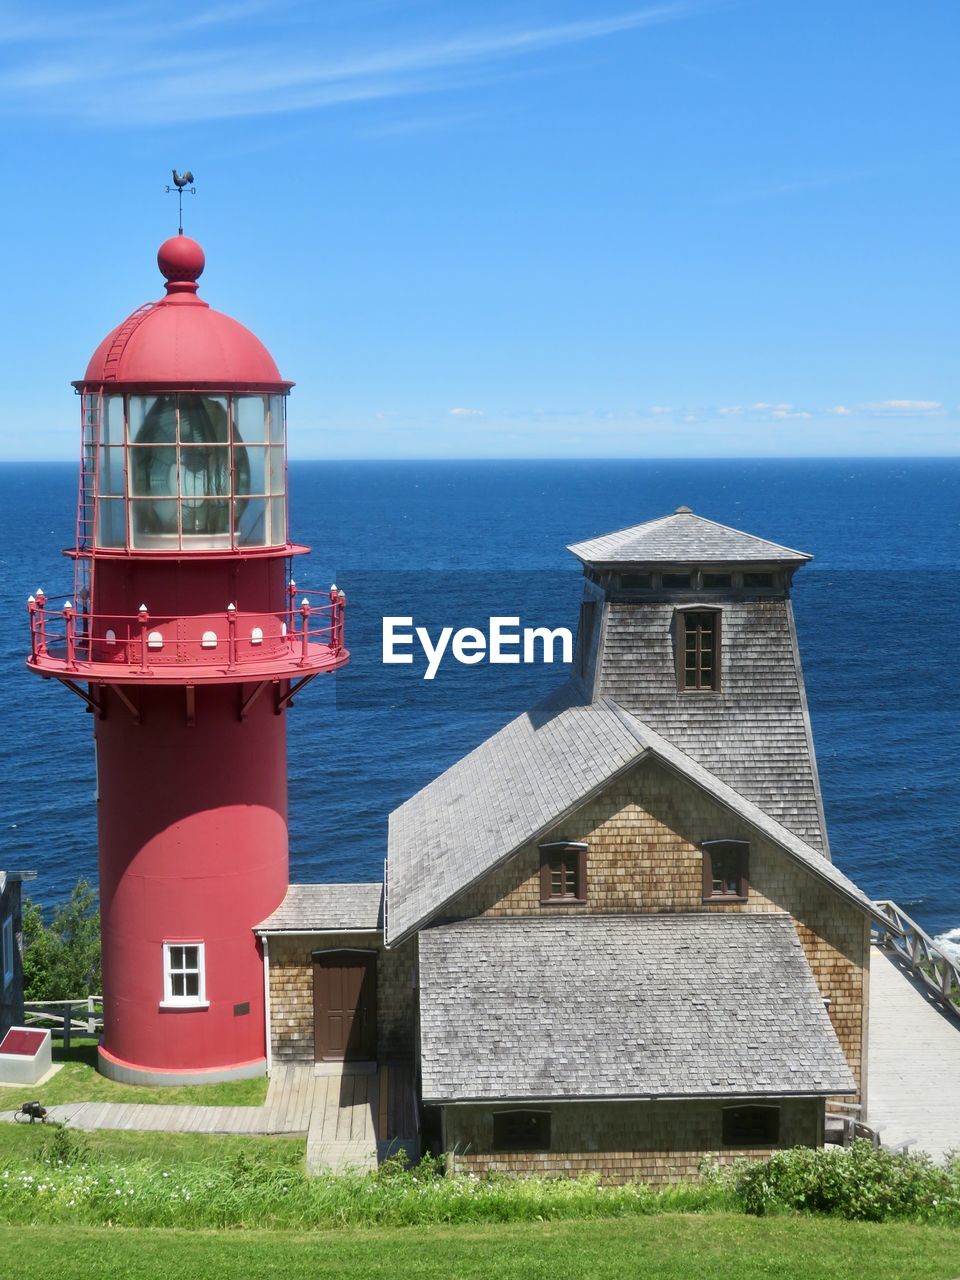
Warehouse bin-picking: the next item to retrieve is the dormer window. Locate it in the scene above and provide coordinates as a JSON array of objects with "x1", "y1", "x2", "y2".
[
  {"x1": 702, "y1": 840, "x2": 749, "y2": 902},
  {"x1": 662, "y1": 572, "x2": 692, "y2": 588},
  {"x1": 540, "y1": 842, "x2": 587, "y2": 904},
  {"x1": 676, "y1": 609, "x2": 721, "y2": 692},
  {"x1": 702, "y1": 572, "x2": 732, "y2": 589}
]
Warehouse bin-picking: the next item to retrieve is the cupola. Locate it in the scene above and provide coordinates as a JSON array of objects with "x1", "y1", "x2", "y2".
[{"x1": 76, "y1": 235, "x2": 290, "y2": 553}]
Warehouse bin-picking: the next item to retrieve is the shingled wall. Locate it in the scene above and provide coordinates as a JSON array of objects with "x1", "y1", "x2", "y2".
[
  {"x1": 596, "y1": 596, "x2": 828, "y2": 851},
  {"x1": 446, "y1": 1096, "x2": 822, "y2": 1184},
  {"x1": 268, "y1": 933, "x2": 417, "y2": 1062},
  {"x1": 445, "y1": 756, "x2": 869, "y2": 1097}
]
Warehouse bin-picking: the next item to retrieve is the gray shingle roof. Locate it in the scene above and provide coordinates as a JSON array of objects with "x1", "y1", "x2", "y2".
[
  {"x1": 418, "y1": 913, "x2": 855, "y2": 1102},
  {"x1": 255, "y1": 883, "x2": 383, "y2": 933},
  {"x1": 568, "y1": 508, "x2": 812, "y2": 566},
  {"x1": 385, "y1": 685, "x2": 882, "y2": 946}
]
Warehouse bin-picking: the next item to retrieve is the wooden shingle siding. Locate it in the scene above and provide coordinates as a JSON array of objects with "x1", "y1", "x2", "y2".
[
  {"x1": 446, "y1": 1097, "x2": 822, "y2": 1185},
  {"x1": 599, "y1": 598, "x2": 828, "y2": 852},
  {"x1": 269, "y1": 933, "x2": 417, "y2": 1062},
  {"x1": 445, "y1": 756, "x2": 867, "y2": 1096}
]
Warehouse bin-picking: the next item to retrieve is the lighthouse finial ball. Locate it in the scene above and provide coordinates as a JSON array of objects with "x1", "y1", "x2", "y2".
[{"x1": 157, "y1": 235, "x2": 205, "y2": 286}]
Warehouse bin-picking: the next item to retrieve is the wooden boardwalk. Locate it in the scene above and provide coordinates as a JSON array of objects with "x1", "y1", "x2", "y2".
[
  {"x1": 0, "y1": 1061, "x2": 419, "y2": 1171},
  {"x1": 867, "y1": 946, "x2": 960, "y2": 1162}
]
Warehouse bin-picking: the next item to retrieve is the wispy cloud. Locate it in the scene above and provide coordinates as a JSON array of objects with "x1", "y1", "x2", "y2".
[
  {"x1": 866, "y1": 399, "x2": 943, "y2": 413},
  {"x1": 449, "y1": 407, "x2": 484, "y2": 417},
  {"x1": 0, "y1": 2, "x2": 703, "y2": 125}
]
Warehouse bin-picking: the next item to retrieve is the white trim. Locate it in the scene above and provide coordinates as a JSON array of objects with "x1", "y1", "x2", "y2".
[
  {"x1": 161, "y1": 940, "x2": 206, "y2": 1007},
  {"x1": 1, "y1": 915, "x2": 13, "y2": 989},
  {"x1": 262, "y1": 935, "x2": 272, "y2": 1076},
  {"x1": 253, "y1": 928, "x2": 381, "y2": 937}
]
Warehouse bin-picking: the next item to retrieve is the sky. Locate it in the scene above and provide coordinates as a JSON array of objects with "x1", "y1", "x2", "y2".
[{"x1": 1, "y1": 0, "x2": 958, "y2": 459}]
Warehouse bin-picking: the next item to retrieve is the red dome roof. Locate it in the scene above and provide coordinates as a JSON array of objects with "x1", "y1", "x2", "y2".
[{"x1": 79, "y1": 236, "x2": 291, "y2": 391}]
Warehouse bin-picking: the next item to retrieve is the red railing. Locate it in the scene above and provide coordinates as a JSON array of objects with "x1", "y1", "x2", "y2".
[{"x1": 27, "y1": 585, "x2": 346, "y2": 675}]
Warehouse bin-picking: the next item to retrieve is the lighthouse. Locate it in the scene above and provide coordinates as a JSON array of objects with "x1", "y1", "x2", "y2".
[{"x1": 26, "y1": 232, "x2": 348, "y2": 1084}]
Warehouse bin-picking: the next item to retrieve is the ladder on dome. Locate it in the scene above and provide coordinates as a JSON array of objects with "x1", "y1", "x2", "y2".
[{"x1": 100, "y1": 302, "x2": 155, "y2": 384}]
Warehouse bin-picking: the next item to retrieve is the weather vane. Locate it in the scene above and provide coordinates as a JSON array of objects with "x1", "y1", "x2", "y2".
[{"x1": 165, "y1": 169, "x2": 196, "y2": 235}]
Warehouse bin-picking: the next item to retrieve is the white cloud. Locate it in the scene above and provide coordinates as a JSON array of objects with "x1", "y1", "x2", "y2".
[
  {"x1": 0, "y1": 3, "x2": 703, "y2": 125},
  {"x1": 867, "y1": 399, "x2": 942, "y2": 412},
  {"x1": 831, "y1": 405, "x2": 853, "y2": 416},
  {"x1": 718, "y1": 405, "x2": 743, "y2": 416},
  {"x1": 449, "y1": 407, "x2": 483, "y2": 417},
  {"x1": 649, "y1": 405, "x2": 673, "y2": 414}
]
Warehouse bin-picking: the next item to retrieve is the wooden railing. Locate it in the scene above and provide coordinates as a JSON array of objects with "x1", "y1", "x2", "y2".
[
  {"x1": 825, "y1": 1100, "x2": 881, "y2": 1149},
  {"x1": 23, "y1": 996, "x2": 103, "y2": 1049},
  {"x1": 873, "y1": 900, "x2": 960, "y2": 1020}
]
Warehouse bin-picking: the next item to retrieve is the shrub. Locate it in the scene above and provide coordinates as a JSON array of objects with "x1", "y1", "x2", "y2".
[{"x1": 733, "y1": 1141, "x2": 960, "y2": 1222}]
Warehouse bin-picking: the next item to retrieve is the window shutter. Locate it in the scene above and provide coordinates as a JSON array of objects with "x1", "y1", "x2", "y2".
[
  {"x1": 539, "y1": 855, "x2": 552, "y2": 903},
  {"x1": 701, "y1": 847, "x2": 714, "y2": 900}
]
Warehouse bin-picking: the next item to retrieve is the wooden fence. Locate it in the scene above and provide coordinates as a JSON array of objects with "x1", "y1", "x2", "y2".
[
  {"x1": 23, "y1": 996, "x2": 103, "y2": 1050},
  {"x1": 873, "y1": 900, "x2": 960, "y2": 1020}
]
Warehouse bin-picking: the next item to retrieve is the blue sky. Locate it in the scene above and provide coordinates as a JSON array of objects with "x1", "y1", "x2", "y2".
[{"x1": 2, "y1": 0, "x2": 958, "y2": 459}]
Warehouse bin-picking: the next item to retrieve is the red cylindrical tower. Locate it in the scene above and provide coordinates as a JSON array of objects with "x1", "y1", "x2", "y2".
[{"x1": 26, "y1": 234, "x2": 347, "y2": 1084}]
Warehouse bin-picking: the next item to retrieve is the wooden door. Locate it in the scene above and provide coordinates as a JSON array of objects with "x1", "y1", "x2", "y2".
[{"x1": 312, "y1": 951, "x2": 377, "y2": 1062}]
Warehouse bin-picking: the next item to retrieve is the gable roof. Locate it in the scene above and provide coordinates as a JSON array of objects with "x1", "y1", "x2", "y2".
[
  {"x1": 567, "y1": 508, "x2": 812, "y2": 567},
  {"x1": 385, "y1": 684, "x2": 883, "y2": 946},
  {"x1": 418, "y1": 913, "x2": 856, "y2": 1102},
  {"x1": 255, "y1": 883, "x2": 383, "y2": 934}
]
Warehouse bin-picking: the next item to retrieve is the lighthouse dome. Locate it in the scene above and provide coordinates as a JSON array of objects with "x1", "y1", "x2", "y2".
[{"x1": 80, "y1": 235, "x2": 290, "y2": 391}]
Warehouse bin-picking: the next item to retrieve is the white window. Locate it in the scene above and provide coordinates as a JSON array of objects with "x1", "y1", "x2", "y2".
[
  {"x1": 161, "y1": 942, "x2": 207, "y2": 1007},
  {"x1": 2, "y1": 916, "x2": 14, "y2": 989}
]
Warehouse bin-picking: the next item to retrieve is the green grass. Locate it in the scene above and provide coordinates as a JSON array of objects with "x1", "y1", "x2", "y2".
[
  {"x1": 0, "y1": 1038, "x2": 268, "y2": 1109},
  {"x1": 0, "y1": 1123, "x2": 302, "y2": 1168},
  {"x1": 3, "y1": 1217, "x2": 960, "y2": 1280}
]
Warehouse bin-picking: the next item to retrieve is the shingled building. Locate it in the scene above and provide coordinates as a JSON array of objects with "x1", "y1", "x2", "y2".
[{"x1": 258, "y1": 508, "x2": 883, "y2": 1182}]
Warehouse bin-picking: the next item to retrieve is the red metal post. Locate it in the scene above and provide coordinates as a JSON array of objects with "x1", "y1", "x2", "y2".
[
  {"x1": 227, "y1": 603, "x2": 238, "y2": 671},
  {"x1": 35, "y1": 590, "x2": 47, "y2": 657},
  {"x1": 299, "y1": 598, "x2": 311, "y2": 667},
  {"x1": 138, "y1": 605, "x2": 150, "y2": 674},
  {"x1": 64, "y1": 601, "x2": 78, "y2": 672}
]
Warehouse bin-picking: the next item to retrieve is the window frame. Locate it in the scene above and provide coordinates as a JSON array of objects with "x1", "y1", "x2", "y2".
[
  {"x1": 1, "y1": 915, "x2": 13, "y2": 989},
  {"x1": 675, "y1": 607, "x2": 722, "y2": 693},
  {"x1": 539, "y1": 841, "x2": 588, "y2": 905},
  {"x1": 701, "y1": 839, "x2": 749, "y2": 903},
  {"x1": 160, "y1": 941, "x2": 209, "y2": 1009},
  {"x1": 721, "y1": 1103, "x2": 780, "y2": 1148},
  {"x1": 492, "y1": 1109, "x2": 552, "y2": 1152}
]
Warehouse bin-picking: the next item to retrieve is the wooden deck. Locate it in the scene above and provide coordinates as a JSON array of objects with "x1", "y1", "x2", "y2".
[
  {"x1": 0, "y1": 1060, "x2": 419, "y2": 1171},
  {"x1": 867, "y1": 946, "x2": 960, "y2": 1161}
]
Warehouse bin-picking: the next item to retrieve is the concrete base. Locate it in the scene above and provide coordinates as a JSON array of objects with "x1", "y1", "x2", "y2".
[
  {"x1": 0, "y1": 1062, "x2": 62, "y2": 1089},
  {"x1": 98, "y1": 1046, "x2": 266, "y2": 1087}
]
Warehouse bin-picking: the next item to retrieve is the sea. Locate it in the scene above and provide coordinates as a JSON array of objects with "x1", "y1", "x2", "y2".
[{"x1": 1, "y1": 458, "x2": 957, "y2": 956}]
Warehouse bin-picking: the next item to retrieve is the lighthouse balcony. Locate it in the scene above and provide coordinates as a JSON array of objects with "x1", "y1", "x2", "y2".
[{"x1": 26, "y1": 590, "x2": 347, "y2": 685}]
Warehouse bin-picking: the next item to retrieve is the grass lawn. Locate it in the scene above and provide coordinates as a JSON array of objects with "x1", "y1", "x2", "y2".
[
  {"x1": 0, "y1": 1122, "x2": 302, "y2": 1167},
  {"x1": 0, "y1": 1039, "x2": 268, "y2": 1109},
  {"x1": 4, "y1": 1216, "x2": 960, "y2": 1280}
]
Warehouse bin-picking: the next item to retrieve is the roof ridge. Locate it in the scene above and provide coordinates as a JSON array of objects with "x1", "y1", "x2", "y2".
[
  {"x1": 565, "y1": 511, "x2": 675, "y2": 552},
  {"x1": 600, "y1": 697, "x2": 883, "y2": 922}
]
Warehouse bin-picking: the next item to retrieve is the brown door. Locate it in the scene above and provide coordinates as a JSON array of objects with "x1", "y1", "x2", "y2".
[{"x1": 312, "y1": 951, "x2": 377, "y2": 1062}]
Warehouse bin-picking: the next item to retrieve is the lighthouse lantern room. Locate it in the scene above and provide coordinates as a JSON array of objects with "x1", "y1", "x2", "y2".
[{"x1": 26, "y1": 231, "x2": 348, "y2": 1084}]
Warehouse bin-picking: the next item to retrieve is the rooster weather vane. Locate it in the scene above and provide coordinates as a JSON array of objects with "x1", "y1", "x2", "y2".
[{"x1": 165, "y1": 169, "x2": 196, "y2": 235}]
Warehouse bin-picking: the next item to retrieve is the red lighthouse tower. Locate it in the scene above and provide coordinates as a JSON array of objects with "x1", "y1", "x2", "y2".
[{"x1": 26, "y1": 233, "x2": 347, "y2": 1084}]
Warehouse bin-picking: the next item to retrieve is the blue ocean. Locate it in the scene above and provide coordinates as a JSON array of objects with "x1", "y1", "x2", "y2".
[{"x1": 2, "y1": 458, "x2": 957, "y2": 950}]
